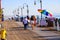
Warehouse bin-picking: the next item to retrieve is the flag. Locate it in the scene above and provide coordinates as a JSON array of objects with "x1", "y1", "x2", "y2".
[
  {"x1": 38, "y1": 9, "x2": 52, "y2": 16},
  {"x1": 41, "y1": 10, "x2": 46, "y2": 13},
  {"x1": 45, "y1": 12, "x2": 49, "y2": 16},
  {"x1": 38, "y1": 9, "x2": 42, "y2": 13},
  {"x1": 41, "y1": 10, "x2": 49, "y2": 16},
  {"x1": 49, "y1": 13, "x2": 52, "y2": 16}
]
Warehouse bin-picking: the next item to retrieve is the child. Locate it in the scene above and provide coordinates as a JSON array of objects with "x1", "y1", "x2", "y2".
[{"x1": 0, "y1": 28, "x2": 7, "y2": 40}]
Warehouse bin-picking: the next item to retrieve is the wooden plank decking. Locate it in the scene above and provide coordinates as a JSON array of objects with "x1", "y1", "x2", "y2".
[{"x1": 0, "y1": 20, "x2": 45, "y2": 40}]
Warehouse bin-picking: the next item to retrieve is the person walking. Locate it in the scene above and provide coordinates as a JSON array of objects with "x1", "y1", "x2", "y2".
[
  {"x1": 23, "y1": 17, "x2": 28, "y2": 30},
  {"x1": 2, "y1": 14, "x2": 4, "y2": 21},
  {"x1": 27, "y1": 16, "x2": 30, "y2": 27},
  {"x1": 31, "y1": 15, "x2": 36, "y2": 30}
]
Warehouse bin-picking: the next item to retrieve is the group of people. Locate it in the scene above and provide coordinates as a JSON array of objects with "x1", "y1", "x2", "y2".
[{"x1": 23, "y1": 16, "x2": 36, "y2": 30}]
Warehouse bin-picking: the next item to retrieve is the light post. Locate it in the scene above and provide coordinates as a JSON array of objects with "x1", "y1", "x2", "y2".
[
  {"x1": 23, "y1": 3, "x2": 29, "y2": 16},
  {"x1": 20, "y1": 7, "x2": 23, "y2": 22},
  {"x1": 40, "y1": 0, "x2": 42, "y2": 20},
  {"x1": 13, "y1": 7, "x2": 23, "y2": 21},
  {"x1": 27, "y1": 5, "x2": 29, "y2": 16},
  {"x1": 21, "y1": 8, "x2": 23, "y2": 17},
  {"x1": 34, "y1": 0, "x2": 42, "y2": 19},
  {"x1": 13, "y1": 10, "x2": 16, "y2": 18},
  {"x1": 34, "y1": 0, "x2": 42, "y2": 24},
  {"x1": 17, "y1": 8, "x2": 20, "y2": 21}
]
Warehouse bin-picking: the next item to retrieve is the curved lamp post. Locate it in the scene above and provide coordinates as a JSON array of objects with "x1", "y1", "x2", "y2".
[
  {"x1": 17, "y1": 8, "x2": 20, "y2": 21},
  {"x1": 23, "y1": 3, "x2": 29, "y2": 16},
  {"x1": 21, "y1": 8, "x2": 23, "y2": 17},
  {"x1": 34, "y1": 0, "x2": 42, "y2": 19},
  {"x1": 40, "y1": 0, "x2": 42, "y2": 19}
]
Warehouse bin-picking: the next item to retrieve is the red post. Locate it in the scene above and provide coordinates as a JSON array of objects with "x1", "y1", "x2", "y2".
[{"x1": 0, "y1": 0, "x2": 1, "y2": 9}]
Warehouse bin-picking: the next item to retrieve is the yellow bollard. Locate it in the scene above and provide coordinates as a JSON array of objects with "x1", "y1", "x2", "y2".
[{"x1": 0, "y1": 28, "x2": 7, "y2": 40}]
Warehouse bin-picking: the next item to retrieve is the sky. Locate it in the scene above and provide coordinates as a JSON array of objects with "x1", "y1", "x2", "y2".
[{"x1": 1, "y1": 0, "x2": 60, "y2": 19}]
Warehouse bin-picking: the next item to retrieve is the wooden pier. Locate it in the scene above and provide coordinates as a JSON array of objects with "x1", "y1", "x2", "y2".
[{"x1": 0, "y1": 20, "x2": 45, "y2": 40}]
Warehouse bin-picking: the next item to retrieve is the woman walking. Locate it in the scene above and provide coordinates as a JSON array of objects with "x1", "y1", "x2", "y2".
[{"x1": 31, "y1": 15, "x2": 36, "y2": 30}]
